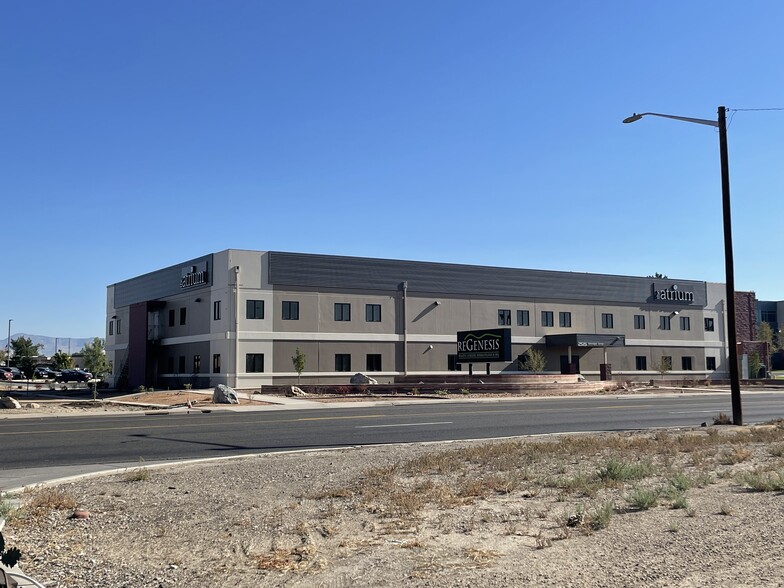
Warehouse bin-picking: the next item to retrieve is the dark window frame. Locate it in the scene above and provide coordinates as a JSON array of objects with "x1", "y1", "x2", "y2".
[
  {"x1": 635, "y1": 356, "x2": 647, "y2": 370},
  {"x1": 601, "y1": 313, "x2": 614, "y2": 329},
  {"x1": 634, "y1": 315, "x2": 645, "y2": 330},
  {"x1": 682, "y1": 356, "x2": 693, "y2": 371},
  {"x1": 282, "y1": 301, "x2": 300, "y2": 320},
  {"x1": 246, "y1": 300, "x2": 264, "y2": 320},
  {"x1": 366, "y1": 304, "x2": 382, "y2": 323},
  {"x1": 559, "y1": 311, "x2": 572, "y2": 328},
  {"x1": 517, "y1": 310, "x2": 530, "y2": 327},
  {"x1": 541, "y1": 311, "x2": 554, "y2": 327},
  {"x1": 179, "y1": 307, "x2": 187, "y2": 326},
  {"x1": 246, "y1": 353, "x2": 265, "y2": 373},
  {"x1": 660, "y1": 315, "x2": 671, "y2": 330},
  {"x1": 335, "y1": 353, "x2": 351, "y2": 372},
  {"x1": 366, "y1": 354, "x2": 382, "y2": 371},
  {"x1": 680, "y1": 316, "x2": 691, "y2": 331},
  {"x1": 213, "y1": 301, "x2": 221, "y2": 321},
  {"x1": 707, "y1": 356, "x2": 717, "y2": 370},
  {"x1": 334, "y1": 303, "x2": 351, "y2": 321},
  {"x1": 212, "y1": 353, "x2": 221, "y2": 373},
  {"x1": 704, "y1": 317, "x2": 715, "y2": 332},
  {"x1": 498, "y1": 309, "x2": 511, "y2": 326}
]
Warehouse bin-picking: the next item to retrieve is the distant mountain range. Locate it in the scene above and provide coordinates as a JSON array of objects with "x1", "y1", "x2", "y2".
[{"x1": 1, "y1": 334, "x2": 99, "y2": 357}]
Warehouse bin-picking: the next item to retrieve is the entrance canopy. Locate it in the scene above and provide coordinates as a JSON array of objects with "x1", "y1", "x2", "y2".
[{"x1": 545, "y1": 334, "x2": 626, "y2": 348}]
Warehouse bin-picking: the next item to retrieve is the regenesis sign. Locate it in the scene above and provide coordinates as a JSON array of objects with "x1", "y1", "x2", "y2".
[
  {"x1": 456, "y1": 328, "x2": 512, "y2": 363},
  {"x1": 181, "y1": 261, "x2": 209, "y2": 289}
]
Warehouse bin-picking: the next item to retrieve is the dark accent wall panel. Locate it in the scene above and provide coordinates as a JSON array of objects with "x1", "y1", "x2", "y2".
[
  {"x1": 267, "y1": 252, "x2": 708, "y2": 307},
  {"x1": 113, "y1": 254, "x2": 213, "y2": 307}
]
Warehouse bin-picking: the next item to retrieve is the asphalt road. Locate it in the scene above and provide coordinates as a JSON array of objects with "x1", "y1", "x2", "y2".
[{"x1": 3, "y1": 392, "x2": 784, "y2": 477}]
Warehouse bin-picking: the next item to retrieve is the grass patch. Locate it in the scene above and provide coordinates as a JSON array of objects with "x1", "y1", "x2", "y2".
[
  {"x1": 598, "y1": 457, "x2": 655, "y2": 482},
  {"x1": 626, "y1": 487, "x2": 659, "y2": 510},
  {"x1": 737, "y1": 469, "x2": 784, "y2": 492},
  {"x1": 713, "y1": 413, "x2": 732, "y2": 425}
]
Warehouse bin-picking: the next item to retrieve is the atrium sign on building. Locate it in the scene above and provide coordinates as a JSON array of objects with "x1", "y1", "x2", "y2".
[
  {"x1": 456, "y1": 328, "x2": 512, "y2": 363},
  {"x1": 651, "y1": 283, "x2": 694, "y2": 303},
  {"x1": 181, "y1": 261, "x2": 209, "y2": 289}
]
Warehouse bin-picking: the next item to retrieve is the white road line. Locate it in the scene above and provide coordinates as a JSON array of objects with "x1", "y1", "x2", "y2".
[
  {"x1": 357, "y1": 422, "x2": 453, "y2": 429},
  {"x1": 669, "y1": 410, "x2": 722, "y2": 414}
]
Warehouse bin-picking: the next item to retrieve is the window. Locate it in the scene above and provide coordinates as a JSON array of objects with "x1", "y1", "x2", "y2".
[
  {"x1": 498, "y1": 309, "x2": 511, "y2": 326},
  {"x1": 601, "y1": 313, "x2": 614, "y2": 329},
  {"x1": 704, "y1": 317, "x2": 715, "y2": 332},
  {"x1": 193, "y1": 354, "x2": 201, "y2": 374},
  {"x1": 334, "y1": 303, "x2": 351, "y2": 321},
  {"x1": 335, "y1": 354, "x2": 351, "y2": 372},
  {"x1": 116, "y1": 319, "x2": 122, "y2": 334},
  {"x1": 366, "y1": 354, "x2": 382, "y2": 371},
  {"x1": 167, "y1": 356, "x2": 174, "y2": 373},
  {"x1": 636, "y1": 356, "x2": 647, "y2": 370},
  {"x1": 178, "y1": 356, "x2": 186, "y2": 373},
  {"x1": 213, "y1": 301, "x2": 221, "y2": 321},
  {"x1": 661, "y1": 356, "x2": 672, "y2": 371},
  {"x1": 634, "y1": 315, "x2": 646, "y2": 330},
  {"x1": 366, "y1": 304, "x2": 381, "y2": 322},
  {"x1": 246, "y1": 353, "x2": 264, "y2": 372},
  {"x1": 108, "y1": 320, "x2": 114, "y2": 336},
  {"x1": 169, "y1": 309, "x2": 175, "y2": 327},
  {"x1": 682, "y1": 356, "x2": 693, "y2": 371},
  {"x1": 517, "y1": 310, "x2": 530, "y2": 326},
  {"x1": 707, "y1": 356, "x2": 717, "y2": 371},
  {"x1": 680, "y1": 316, "x2": 691, "y2": 331},
  {"x1": 448, "y1": 354, "x2": 462, "y2": 371},
  {"x1": 559, "y1": 311, "x2": 572, "y2": 328},
  {"x1": 283, "y1": 301, "x2": 299, "y2": 320},
  {"x1": 660, "y1": 315, "x2": 671, "y2": 330},
  {"x1": 541, "y1": 311, "x2": 554, "y2": 327},
  {"x1": 180, "y1": 307, "x2": 187, "y2": 325},
  {"x1": 212, "y1": 354, "x2": 221, "y2": 373},
  {"x1": 246, "y1": 300, "x2": 264, "y2": 319}
]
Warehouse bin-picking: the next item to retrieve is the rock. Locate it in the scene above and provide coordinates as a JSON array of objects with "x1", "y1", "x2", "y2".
[
  {"x1": 350, "y1": 373, "x2": 378, "y2": 385},
  {"x1": 70, "y1": 509, "x2": 90, "y2": 519},
  {"x1": 0, "y1": 397, "x2": 21, "y2": 409},
  {"x1": 289, "y1": 386, "x2": 307, "y2": 397},
  {"x1": 212, "y1": 385, "x2": 239, "y2": 404},
  {"x1": 24, "y1": 403, "x2": 41, "y2": 409}
]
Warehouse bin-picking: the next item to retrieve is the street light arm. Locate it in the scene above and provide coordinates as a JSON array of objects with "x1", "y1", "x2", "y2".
[{"x1": 623, "y1": 112, "x2": 718, "y2": 128}]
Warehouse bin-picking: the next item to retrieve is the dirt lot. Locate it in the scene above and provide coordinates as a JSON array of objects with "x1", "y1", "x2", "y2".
[{"x1": 3, "y1": 420, "x2": 784, "y2": 587}]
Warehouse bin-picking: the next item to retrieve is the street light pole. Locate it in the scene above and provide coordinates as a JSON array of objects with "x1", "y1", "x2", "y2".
[
  {"x1": 6, "y1": 319, "x2": 12, "y2": 367},
  {"x1": 623, "y1": 105, "x2": 742, "y2": 425}
]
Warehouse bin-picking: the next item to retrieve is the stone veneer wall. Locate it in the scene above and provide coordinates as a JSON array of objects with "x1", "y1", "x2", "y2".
[{"x1": 735, "y1": 291, "x2": 758, "y2": 342}]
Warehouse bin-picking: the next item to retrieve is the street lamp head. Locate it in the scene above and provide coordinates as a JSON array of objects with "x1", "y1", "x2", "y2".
[{"x1": 623, "y1": 113, "x2": 643, "y2": 124}]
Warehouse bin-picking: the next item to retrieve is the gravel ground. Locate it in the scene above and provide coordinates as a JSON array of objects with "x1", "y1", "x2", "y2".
[{"x1": 3, "y1": 423, "x2": 784, "y2": 587}]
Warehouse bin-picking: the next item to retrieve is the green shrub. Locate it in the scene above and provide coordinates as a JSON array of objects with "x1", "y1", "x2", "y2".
[{"x1": 626, "y1": 487, "x2": 659, "y2": 510}]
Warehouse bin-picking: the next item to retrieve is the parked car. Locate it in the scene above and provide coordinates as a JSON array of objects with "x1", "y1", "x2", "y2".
[
  {"x1": 0, "y1": 367, "x2": 12, "y2": 381},
  {"x1": 34, "y1": 367, "x2": 62, "y2": 379},
  {"x1": 56, "y1": 369, "x2": 93, "y2": 383},
  {"x1": 0, "y1": 366, "x2": 24, "y2": 380}
]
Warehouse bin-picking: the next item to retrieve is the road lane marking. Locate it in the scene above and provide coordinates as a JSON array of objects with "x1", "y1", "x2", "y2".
[
  {"x1": 669, "y1": 410, "x2": 724, "y2": 414},
  {"x1": 356, "y1": 422, "x2": 453, "y2": 429}
]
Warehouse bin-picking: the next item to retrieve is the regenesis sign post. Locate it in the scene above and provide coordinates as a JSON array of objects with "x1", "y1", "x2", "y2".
[{"x1": 456, "y1": 328, "x2": 512, "y2": 363}]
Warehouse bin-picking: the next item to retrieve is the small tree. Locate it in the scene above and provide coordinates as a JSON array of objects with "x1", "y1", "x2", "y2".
[
  {"x1": 653, "y1": 356, "x2": 672, "y2": 378},
  {"x1": 10, "y1": 336, "x2": 43, "y2": 378},
  {"x1": 81, "y1": 338, "x2": 109, "y2": 399},
  {"x1": 291, "y1": 347, "x2": 306, "y2": 385},
  {"x1": 749, "y1": 351, "x2": 762, "y2": 380},
  {"x1": 52, "y1": 350, "x2": 74, "y2": 370},
  {"x1": 519, "y1": 347, "x2": 547, "y2": 373}
]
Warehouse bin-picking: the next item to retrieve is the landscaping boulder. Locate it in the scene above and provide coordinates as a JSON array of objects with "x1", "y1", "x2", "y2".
[
  {"x1": 213, "y1": 384, "x2": 239, "y2": 404},
  {"x1": 0, "y1": 397, "x2": 21, "y2": 409},
  {"x1": 288, "y1": 386, "x2": 307, "y2": 397},
  {"x1": 350, "y1": 373, "x2": 378, "y2": 385}
]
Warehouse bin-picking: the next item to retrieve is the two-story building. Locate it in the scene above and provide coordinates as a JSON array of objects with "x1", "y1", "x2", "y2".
[{"x1": 106, "y1": 250, "x2": 731, "y2": 390}]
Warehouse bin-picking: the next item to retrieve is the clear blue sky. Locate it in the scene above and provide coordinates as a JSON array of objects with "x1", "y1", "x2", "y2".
[{"x1": 2, "y1": 0, "x2": 783, "y2": 339}]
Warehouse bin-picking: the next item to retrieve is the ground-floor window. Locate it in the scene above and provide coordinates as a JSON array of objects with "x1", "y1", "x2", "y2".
[
  {"x1": 167, "y1": 357, "x2": 174, "y2": 373},
  {"x1": 246, "y1": 353, "x2": 264, "y2": 373},
  {"x1": 193, "y1": 355, "x2": 201, "y2": 374},
  {"x1": 366, "y1": 354, "x2": 382, "y2": 371},
  {"x1": 706, "y1": 356, "x2": 716, "y2": 370},
  {"x1": 448, "y1": 354, "x2": 462, "y2": 371},
  {"x1": 178, "y1": 356, "x2": 186, "y2": 373},
  {"x1": 213, "y1": 354, "x2": 221, "y2": 373},
  {"x1": 635, "y1": 356, "x2": 647, "y2": 370},
  {"x1": 682, "y1": 356, "x2": 693, "y2": 371},
  {"x1": 335, "y1": 354, "x2": 351, "y2": 372}
]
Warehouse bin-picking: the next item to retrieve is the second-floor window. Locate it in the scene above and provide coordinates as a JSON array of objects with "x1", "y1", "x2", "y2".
[
  {"x1": 334, "y1": 303, "x2": 351, "y2": 321},
  {"x1": 704, "y1": 317, "x2": 715, "y2": 332},
  {"x1": 559, "y1": 312, "x2": 571, "y2": 328},
  {"x1": 498, "y1": 309, "x2": 511, "y2": 326},
  {"x1": 213, "y1": 301, "x2": 221, "y2": 321},
  {"x1": 283, "y1": 301, "x2": 299, "y2": 320},
  {"x1": 601, "y1": 313, "x2": 613, "y2": 329},
  {"x1": 517, "y1": 310, "x2": 529, "y2": 326},
  {"x1": 366, "y1": 304, "x2": 381, "y2": 322},
  {"x1": 246, "y1": 300, "x2": 264, "y2": 319},
  {"x1": 541, "y1": 311, "x2": 554, "y2": 327}
]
